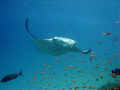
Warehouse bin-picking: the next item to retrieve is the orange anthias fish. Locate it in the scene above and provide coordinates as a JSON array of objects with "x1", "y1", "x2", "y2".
[
  {"x1": 108, "y1": 61, "x2": 112, "y2": 64},
  {"x1": 90, "y1": 55, "x2": 94, "y2": 56},
  {"x1": 70, "y1": 65, "x2": 72, "y2": 68},
  {"x1": 78, "y1": 59, "x2": 82, "y2": 61},
  {"x1": 99, "y1": 73, "x2": 102, "y2": 76},
  {"x1": 110, "y1": 74, "x2": 116, "y2": 78},
  {"x1": 47, "y1": 83, "x2": 50, "y2": 85},
  {"x1": 92, "y1": 52, "x2": 95, "y2": 53},
  {"x1": 63, "y1": 56, "x2": 66, "y2": 58},
  {"x1": 82, "y1": 86, "x2": 87, "y2": 88},
  {"x1": 44, "y1": 70, "x2": 47, "y2": 71},
  {"x1": 39, "y1": 86, "x2": 42, "y2": 88},
  {"x1": 115, "y1": 21, "x2": 119, "y2": 23},
  {"x1": 95, "y1": 65, "x2": 98, "y2": 68},
  {"x1": 89, "y1": 86, "x2": 95, "y2": 89},
  {"x1": 90, "y1": 57, "x2": 92, "y2": 61},
  {"x1": 75, "y1": 86, "x2": 79, "y2": 89},
  {"x1": 65, "y1": 68, "x2": 68, "y2": 70},
  {"x1": 107, "y1": 32, "x2": 111, "y2": 35},
  {"x1": 103, "y1": 33, "x2": 106, "y2": 35},
  {"x1": 78, "y1": 70, "x2": 81, "y2": 73},
  {"x1": 73, "y1": 80, "x2": 76, "y2": 83},
  {"x1": 72, "y1": 66, "x2": 76, "y2": 68}
]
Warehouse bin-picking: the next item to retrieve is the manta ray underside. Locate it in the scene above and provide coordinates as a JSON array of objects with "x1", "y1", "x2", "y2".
[{"x1": 25, "y1": 19, "x2": 91, "y2": 55}]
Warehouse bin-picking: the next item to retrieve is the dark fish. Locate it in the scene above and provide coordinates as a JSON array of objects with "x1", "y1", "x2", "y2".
[
  {"x1": 1, "y1": 70, "x2": 24, "y2": 82},
  {"x1": 75, "y1": 86, "x2": 79, "y2": 89},
  {"x1": 112, "y1": 69, "x2": 120, "y2": 75},
  {"x1": 90, "y1": 57, "x2": 92, "y2": 61},
  {"x1": 98, "y1": 42, "x2": 101, "y2": 44}
]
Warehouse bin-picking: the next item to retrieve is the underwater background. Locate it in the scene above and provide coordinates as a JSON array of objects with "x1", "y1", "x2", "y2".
[{"x1": 0, "y1": 0, "x2": 120, "y2": 90}]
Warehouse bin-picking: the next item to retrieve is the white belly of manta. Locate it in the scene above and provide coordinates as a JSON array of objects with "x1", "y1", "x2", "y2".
[{"x1": 25, "y1": 19, "x2": 91, "y2": 55}]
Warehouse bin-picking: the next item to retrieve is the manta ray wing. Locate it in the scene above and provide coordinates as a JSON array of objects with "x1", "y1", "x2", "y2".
[
  {"x1": 30, "y1": 37, "x2": 70, "y2": 55},
  {"x1": 25, "y1": 19, "x2": 91, "y2": 55}
]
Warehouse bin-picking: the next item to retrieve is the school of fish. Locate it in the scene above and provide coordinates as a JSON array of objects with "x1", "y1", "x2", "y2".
[
  {"x1": 1, "y1": 21, "x2": 119, "y2": 90},
  {"x1": 19, "y1": 21, "x2": 120, "y2": 90}
]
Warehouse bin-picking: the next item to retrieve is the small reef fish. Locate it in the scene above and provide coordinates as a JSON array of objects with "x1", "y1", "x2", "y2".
[
  {"x1": 72, "y1": 66, "x2": 76, "y2": 68},
  {"x1": 89, "y1": 86, "x2": 95, "y2": 89},
  {"x1": 103, "y1": 33, "x2": 106, "y2": 35},
  {"x1": 107, "y1": 32, "x2": 111, "y2": 35},
  {"x1": 70, "y1": 65, "x2": 72, "y2": 68},
  {"x1": 90, "y1": 55, "x2": 94, "y2": 56},
  {"x1": 98, "y1": 42, "x2": 101, "y2": 44},
  {"x1": 1, "y1": 70, "x2": 24, "y2": 82},
  {"x1": 103, "y1": 68, "x2": 110, "y2": 72},
  {"x1": 110, "y1": 74, "x2": 116, "y2": 78},
  {"x1": 108, "y1": 61, "x2": 112, "y2": 64},
  {"x1": 82, "y1": 86, "x2": 87, "y2": 88},
  {"x1": 115, "y1": 21, "x2": 119, "y2": 23},
  {"x1": 90, "y1": 57, "x2": 92, "y2": 61},
  {"x1": 64, "y1": 74, "x2": 68, "y2": 77},
  {"x1": 39, "y1": 86, "x2": 42, "y2": 88},
  {"x1": 75, "y1": 86, "x2": 79, "y2": 89},
  {"x1": 78, "y1": 70, "x2": 81, "y2": 73},
  {"x1": 99, "y1": 73, "x2": 102, "y2": 76},
  {"x1": 112, "y1": 69, "x2": 120, "y2": 75}
]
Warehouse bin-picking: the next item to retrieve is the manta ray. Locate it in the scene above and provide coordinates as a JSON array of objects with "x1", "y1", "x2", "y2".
[{"x1": 26, "y1": 19, "x2": 91, "y2": 55}]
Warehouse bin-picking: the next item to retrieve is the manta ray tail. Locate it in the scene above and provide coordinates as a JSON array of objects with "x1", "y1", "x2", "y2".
[
  {"x1": 26, "y1": 18, "x2": 38, "y2": 39},
  {"x1": 82, "y1": 49, "x2": 91, "y2": 54}
]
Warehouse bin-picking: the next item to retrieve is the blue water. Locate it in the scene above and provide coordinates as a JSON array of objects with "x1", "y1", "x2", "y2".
[{"x1": 0, "y1": 0, "x2": 120, "y2": 90}]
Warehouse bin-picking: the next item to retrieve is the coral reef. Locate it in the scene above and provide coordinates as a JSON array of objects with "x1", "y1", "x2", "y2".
[{"x1": 98, "y1": 82, "x2": 120, "y2": 90}]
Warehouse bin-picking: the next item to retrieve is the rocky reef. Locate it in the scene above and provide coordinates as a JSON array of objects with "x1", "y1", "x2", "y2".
[{"x1": 97, "y1": 82, "x2": 120, "y2": 90}]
